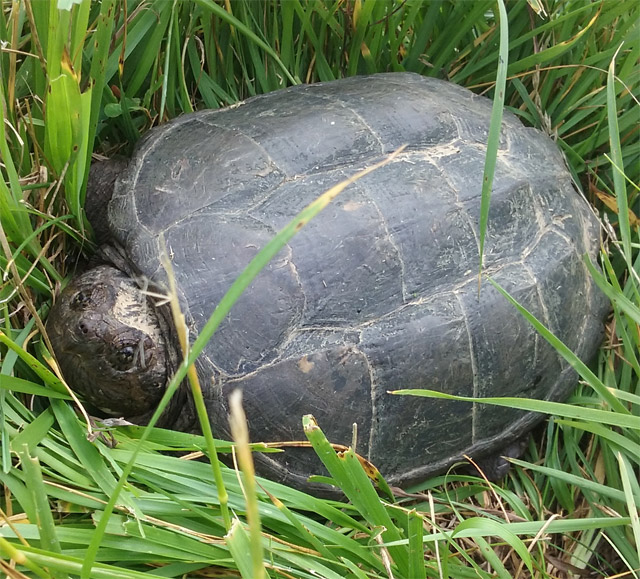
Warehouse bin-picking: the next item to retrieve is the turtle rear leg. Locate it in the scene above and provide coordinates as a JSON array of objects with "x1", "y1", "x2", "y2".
[{"x1": 466, "y1": 436, "x2": 529, "y2": 480}]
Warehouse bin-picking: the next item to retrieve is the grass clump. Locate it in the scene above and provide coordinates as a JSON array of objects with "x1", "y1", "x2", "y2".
[{"x1": 1, "y1": 1, "x2": 638, "y2": 578}]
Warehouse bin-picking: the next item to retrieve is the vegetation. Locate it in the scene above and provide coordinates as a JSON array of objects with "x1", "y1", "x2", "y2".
[{"x1": 0, "y1": 1, "x2": 638, "y2": 577}]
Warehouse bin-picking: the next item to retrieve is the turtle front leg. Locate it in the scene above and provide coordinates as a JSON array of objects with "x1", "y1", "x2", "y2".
[{"x1": 85, "y1": 157, "x2": 128, "y2": 245}]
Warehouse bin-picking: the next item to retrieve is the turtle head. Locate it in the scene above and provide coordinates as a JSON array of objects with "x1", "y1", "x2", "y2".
[{"x1": 47, "y1": 265, "x2": 168, "y2": 419}]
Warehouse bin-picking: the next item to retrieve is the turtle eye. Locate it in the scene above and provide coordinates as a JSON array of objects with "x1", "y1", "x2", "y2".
[
  {"x1": 71, "y1": 291, "x2": 92, "y2": 309},
  {"x1": 113, "y1": 345, "x2": 136, "y2": 370}
]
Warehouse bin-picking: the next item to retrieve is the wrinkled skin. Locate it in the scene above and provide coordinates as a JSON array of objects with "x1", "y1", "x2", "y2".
[{"x1": 47, "y1": 265, "x2": 168, "y2": 419}]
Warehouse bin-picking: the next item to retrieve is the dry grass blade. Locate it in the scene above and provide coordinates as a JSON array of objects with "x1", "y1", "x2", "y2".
[{"x1": 228, "y1": 390, "x2": 266, "y2": 579}]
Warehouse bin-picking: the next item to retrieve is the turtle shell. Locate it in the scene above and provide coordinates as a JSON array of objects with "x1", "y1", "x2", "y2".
[{"x1": 108, "y1": 73, "x2": 607, "y2": 488}]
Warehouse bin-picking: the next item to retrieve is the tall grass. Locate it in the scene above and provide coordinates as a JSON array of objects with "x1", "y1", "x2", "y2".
[{"x1": 0, "y1": 1, "x2": 638, "y2": 577}]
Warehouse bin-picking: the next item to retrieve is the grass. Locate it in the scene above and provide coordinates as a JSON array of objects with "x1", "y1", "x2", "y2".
[{"x1": 0, "y1": 1, "x2": 639, "y2": 577}]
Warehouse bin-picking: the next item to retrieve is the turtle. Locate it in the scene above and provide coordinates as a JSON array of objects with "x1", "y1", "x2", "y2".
[{"x1": 47, "y1": 72, "x2": 608, "y2": 493}]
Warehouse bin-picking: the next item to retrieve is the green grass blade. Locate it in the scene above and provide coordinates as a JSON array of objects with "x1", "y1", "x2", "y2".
[
  {"x1": 412, "y1": 516, "x2": 633, "y2": 546},
  {"x1": 303, "y1": 415, "x2": 409, "y2": 577},
  {"x1": 506, "y1": 13, "x2": 598, "y2": 77},
  {"x1": 192, "y1": 0, "x2": 295, "y2": 85},
  {"x1": 478, "y1": 0, "x2": 508, "y2": 271},
  {"x1": 508, "y1": 456, "x2": 630, "y2": 503},
  {"x1": 0, "y1": 537, "x2": 50, "y2": 579},
  {"x1": 617, "y1": 452, "x2": 640, "y2": 558},
  {"x1": 265, "y1": 492, "x2": 340, "y2": 565},
  {"x1": 227, "y1": 391, "x2": 266, "y2": 579},
  {"x1": 390, "y1": 389, "x2": 640, "y2": 431},
  {"x1": 0, "y1": 331, "x2": 69, "y2": 394},
  {"x1": 49, "y1": 400, "x2": 136, "y2": 508},
  {"x1": 85, "y1": 0, "x2": 116, "y2": 164},
  {"x1": 485, "y1": 276, "x2": 627, "y2": 413},
  {"x1": 17, "y1": 444, "x2": 68, "y2": 579},
  {"x1": 606, "y1": 47, "x2": 632, "y2": 263},
  {"x1": 585, "y1": 258, "x2": 640, "y2": 325},
  {"x1": 407, "y1": 510, "x2": 427, "y2": 579},
  {"x1": 10, "y1": 408, "x2": 56, "y2": 456},
  {"x1": 158, "y1": 0, "x2": 177, "y2": 121},
  {"x1": 0, "y1": 374, "x2": 69, "y2": 400},
  {"x1": 225, "y1": 519, "x2": 269, "y2": 579},
  {"x1": 0, "y1": 81, "x2": 38, "y2": 251},
  {"x1": 0, "y1": 542, "x2": 174, "y2": 578},
  {"x1": 473, "y1": 535, "x2": 512, "y2": 579}
]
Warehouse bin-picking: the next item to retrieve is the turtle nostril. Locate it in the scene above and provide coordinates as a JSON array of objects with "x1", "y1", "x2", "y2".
[{"x1": 78, "y1": 322, "x2": 89, "y2": 335}]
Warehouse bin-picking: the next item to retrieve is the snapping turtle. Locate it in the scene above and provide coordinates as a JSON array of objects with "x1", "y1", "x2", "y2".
[{"x1": 48, "y1": 73, "x2": 607, "y2": 491}]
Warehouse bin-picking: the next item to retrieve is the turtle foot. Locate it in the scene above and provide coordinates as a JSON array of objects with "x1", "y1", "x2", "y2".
[{"x1": 466, "y1": 437, "x2": 529, "y2": 481}]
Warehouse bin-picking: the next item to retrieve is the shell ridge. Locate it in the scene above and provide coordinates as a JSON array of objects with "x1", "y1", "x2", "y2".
[
  {"x1": 521, "y1": 259, "x2": 553, "y2": 343},
  {"x1": 520, "y1": 221, "x2": 558, "y2": 263},
  {"x1": 306, "y1": 91, "x2": 387, "y2": 153},
  {"x1": 454, "y1": 291, "x2": 480, "y2": 444},
  {"x1": 163, "y1": 209, "x2": 276, "y2": 244},
  {"x1": 196, "y1": 90, "x2": 397, "y2": 178},
  {"x1": 432, "y1": 152, "x2": 484, "y2": 260},
  {"x1": 354, "y1": 182, "x2": 409, "y2": 303},
  {"x1": 347, "y1": 339, "x2": 376, "y2": 462},
  {"x1": 215, "y1": 211, "x2": 307, "y2": 355},
  {"x1": 263, "y1": 245, "x2": 306, "y2": 360},
  {"x1": 518, "y1": 264, "x2": 543, "y2": 371},
  {"x1": 571, "y1": 212, "x2": 604, "y2": 361},
  {"x1": 243, "y1": 177, "x2": 289, "y2": 216},
  {"x1": 111, "y1": 120, "x2": 188, "y2": 250},
  {"x1": 191, "y1": 114, "x2": 365, "y2": 184},
  {"x1": 284, "y1": 250, "x2": 307, "y2": 332},
  {"x1": 192, "y1": 115, "x2": 288, "y2": 179},
  {"x1": 563, "y1": 186, "x2": 605, "y2": 354},
  {"x1": 286, "y1": 276, "x2": 509, "y2": 333}
]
